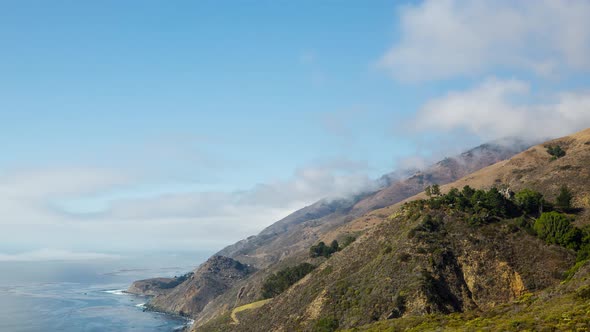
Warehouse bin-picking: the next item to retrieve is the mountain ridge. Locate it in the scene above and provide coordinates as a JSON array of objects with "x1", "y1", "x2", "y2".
[
  {"x1": 210, "y1": 127, "x2": 590, "y2": 331},
  {"x1": 128, "y1": 137, "x2": 535, "y2": 328}
]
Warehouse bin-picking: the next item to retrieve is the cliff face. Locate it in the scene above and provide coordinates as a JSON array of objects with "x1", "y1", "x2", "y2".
[{"x1": 133, "y1": 256, "x2": 255, "y2": 317}]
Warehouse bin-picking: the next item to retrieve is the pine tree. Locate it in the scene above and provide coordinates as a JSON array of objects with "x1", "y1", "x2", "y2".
[{"x1": 556, "y1": 185, "x2": 573, "y2": 210}]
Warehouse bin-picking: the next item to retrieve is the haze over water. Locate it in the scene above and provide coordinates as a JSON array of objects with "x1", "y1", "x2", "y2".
[{"x1": 0, "y1": 253, "x2": 210, "y2": 332}]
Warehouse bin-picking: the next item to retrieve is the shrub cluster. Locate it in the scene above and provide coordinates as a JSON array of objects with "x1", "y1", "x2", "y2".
[
  {"x1": 416, "y1": 184, "x2": 590, "y2": 262},
  {"x1": 310, "y1": 240, "x2": 340, "y2": 258},
  {"x1": 310, "y1": 236, "x2": 356, "y2": 259},
  {"x1": 313, "y1": 317, "x2": 339, "y2": 332},
  {"x1": 534, "y1": 211, "x2": 581, "y2": 250},
  {"x1": 261, "y1": 263, "x2": 316, "y2": 299},
  {"x1": 546, "y1": 145, "x2": 566, "y2": 159},
  {"x1": 422, "y1": 186, "x2": 517, "y2": 225}
]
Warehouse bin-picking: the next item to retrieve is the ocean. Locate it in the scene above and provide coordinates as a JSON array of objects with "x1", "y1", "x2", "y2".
[{"x1": 0, "y1": 253, "x2": 210, "y2": 332}]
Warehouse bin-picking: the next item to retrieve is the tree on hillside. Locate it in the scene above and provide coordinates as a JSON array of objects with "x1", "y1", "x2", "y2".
[
  {"x1": 556, "y1": 185, "x2": 573, "y2": 210},
  {"x1": 425, "y1": 186, "x2": 432, "y2": 198},
  {"x1": 462, "y1": 185, "x2": 475, "y2": 199},
  {"x1": 515, "y1": 189, "x2": 544, "y2": 215},
  {"x1": 330, "y1": 240, "x2": 339, "y2": 253},
  {"x1": 261, "y1": 263, "x2": 316, "y2": 298},
  {"x1": 310, "y1": 241, "x2": 340, "y2": 258},
  {"x1": 534, "y1": 212, "x2": 580, "y2": 249},
  {"x1": 546, "y1": 145, "x2": 566, "y2": 159},
  {"x1": 431, "y1": 184, "x2": 441, "y2": 197}
]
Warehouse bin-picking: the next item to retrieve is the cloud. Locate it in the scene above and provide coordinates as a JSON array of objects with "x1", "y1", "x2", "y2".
[
  {"x1": 413, "y1": 77, "x2": 590, "y2": 139},
  {"x1": 0, "y1": 160, "x2": 375, "y2": 251},
  {"x1": 106, "y1": 160, "x2": 373, "y2": 221},
  {"x1": 0, "y1": 249, "x2": 120, "y2": 262},
  {"x1": 0, "y1": 167, "x2": 130, "y2": 199},
  {"x1": 378, "y1": 0, "x2": 590, "y2": 81}
]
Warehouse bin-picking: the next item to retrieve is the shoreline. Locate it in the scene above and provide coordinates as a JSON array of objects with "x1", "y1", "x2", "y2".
[{"x1": 103, "y1": 288, "x2": 194, "y2": 331}]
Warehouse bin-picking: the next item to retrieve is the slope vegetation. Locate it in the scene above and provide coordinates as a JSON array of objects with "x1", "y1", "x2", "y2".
[
  {"x1": 199, "y1": 128, "x2": 590, "y2": 331},
  {"x1": 131, "y1": 139, "x2": 529, "y2": 326}
]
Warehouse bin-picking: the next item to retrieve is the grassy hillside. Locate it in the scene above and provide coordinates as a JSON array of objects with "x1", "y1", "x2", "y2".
[
  {"x1": 348, "y1": 260, "x2": 590, "y2": 331},
  {"x1": 197, "y1": 128, "x2": 590, "y2": 331}
]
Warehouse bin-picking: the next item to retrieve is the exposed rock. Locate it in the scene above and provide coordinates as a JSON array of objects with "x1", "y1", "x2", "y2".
[
  {"x1": 146, "y1": 256, "x2": 255, "y2": 317},
  {"x1": 127, "y1": 277, "x2": 181, "y2": 297}
]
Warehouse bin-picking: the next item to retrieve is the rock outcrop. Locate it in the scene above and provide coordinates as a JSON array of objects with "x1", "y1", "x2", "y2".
[
  {"x1": 127, "y1": 277, "x2": 188, "y2": 297},
  {"x1": 143, "y1": 256, "x2": 255, "y2": 317}
]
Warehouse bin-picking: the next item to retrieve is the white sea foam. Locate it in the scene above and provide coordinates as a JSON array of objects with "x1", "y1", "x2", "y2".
[
  {"x1": 136, "y1": 303, "x2": 146, "y2": 308},
  {"x1": 103, "y1": 289, "x2": 126, "y2": 295}
]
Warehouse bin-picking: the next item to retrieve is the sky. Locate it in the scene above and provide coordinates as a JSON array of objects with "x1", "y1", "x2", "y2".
[{"x1": 1, "y1": 0, "x2": 590, "y2": 260}]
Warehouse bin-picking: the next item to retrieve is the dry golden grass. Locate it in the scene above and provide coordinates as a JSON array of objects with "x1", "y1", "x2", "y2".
[{"x1": 230, "y1": 299, "x2": 271, "y2": 324}]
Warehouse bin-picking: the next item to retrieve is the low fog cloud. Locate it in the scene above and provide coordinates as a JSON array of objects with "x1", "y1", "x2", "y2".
[
  {"x1": 0, "y1": 249, "x2": 120, "y2": 262},
  {"x1": 0, "y1": 159, "x2": 376, "y2": 258}
]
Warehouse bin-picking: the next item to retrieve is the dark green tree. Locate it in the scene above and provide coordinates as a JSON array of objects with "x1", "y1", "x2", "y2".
[
  {"x1": 424, "y1": 186, "x2": 432, "y2": 198},
  {"x1": 556, "y1": 185, "x2": 573, "y2": 210},
  {"x1": 310, "y1": 241, "x2": 339, "y2": 258},
  {"x1": 431, "y1": 184, "x2": 441, "y2": 196},
  {"x1": 534, "y1": 212, "x2": 576, "y2": 247},
  {"x1": 313, "y1": 317, "x2": 339, "y2": 332},
  {"x1": 546, "y1": 145, "x2": 566, "y2": 159},
  {"x1": 330, "y1": 240, "x2": 339, "y2": 252},
  {"x1": 462, "y1": 185, "x2": 475, "y2": 199},
  {"x1": 515, "y1": 189, "x2": 544, "y2": 215},
  {"x1": 261, "y1": 263, "x2": 316, "y2": 298}
]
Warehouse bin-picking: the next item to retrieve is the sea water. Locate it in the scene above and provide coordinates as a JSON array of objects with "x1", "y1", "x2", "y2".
[{"x1": 0, "y1": 253, "x2": 209, "y2": 332}]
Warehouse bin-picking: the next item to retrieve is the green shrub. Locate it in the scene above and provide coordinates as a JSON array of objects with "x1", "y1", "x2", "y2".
[
  {"x1": 546, "y1": 145, "x2": 566, "y2": 159},
  {"x1": 575, "y1": 285, "x2": 590, "y2": 300},
  {"x1": 261, "y1": 263, "x2": 316, "y2": 298},
  {"x1": 576, "y1": 243, "x2": 590, "y2": 262},
  {"x1": 310, "y1": 241, "x2": 339, "y2": 258},
  {"x1": 556, "y1": 185, "x2": 573, "y2": 210},
  {"x1": 313, "y1": 317, "x2": 339, "y2": 332},
  {"x1": 340, "y1": 235, "x2": 356, "y2": 248},
  {"x1": 515, "y1": 189, "x2": 544, "y2": 215},
  {"x1": 425, "y1": 186, "x2": 515, "y2": 223},
  {"x1": 533, "y1": 212, "x2": 578, "y2": 248}
]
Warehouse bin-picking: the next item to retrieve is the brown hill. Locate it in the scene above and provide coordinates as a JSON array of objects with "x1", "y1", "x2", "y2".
[
  {"x1": 129, "y1": 138, "x2": 529, "y2": 325},
  {"x1": 132, "y1": 256, "x2": 255, "y2": 318},
  {"x1": 198, "y1": 128, "x2": 590, "y2": 331},
  {"x1": 218, "y1": 138, "x2": 531, "y2": 270}
]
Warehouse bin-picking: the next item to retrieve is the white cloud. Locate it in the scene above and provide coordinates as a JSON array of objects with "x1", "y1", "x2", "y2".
[
  {"x1": 414, "y1": 77, "x2": 590, "y2": 139},
  {"x1": 378, "y1": 0, "x2": 590, "y2": 81},
  {"x1": 105, "y1": 160, "x2": 373, "y2": 221},
  {"x1": 0, "y1": 160, "x2": 375, "y2": 251},
  {"x1": 0, "y1": 249, "x2": 120, "y2": 262},
  {"x1": 0, "y1": 167, "x2": 129, "y2": 199}
]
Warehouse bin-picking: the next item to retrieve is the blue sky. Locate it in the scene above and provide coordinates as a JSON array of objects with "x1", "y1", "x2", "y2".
[{"x1": 1, "y1": 0, "x2": 590, "y2": 260}]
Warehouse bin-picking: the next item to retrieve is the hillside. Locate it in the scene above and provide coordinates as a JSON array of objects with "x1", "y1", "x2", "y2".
[
  {"x1": 128, "y1": 138, "x2": 529, "y2": 326},
  {"x1": 134, "y1": 256, "x2": 255, "y2": 318},
  {"x1": 197, "y1": 128, "x2": 590, "y2": 331},
  {"x1": 217, "y1": 138, "x2": 531, "y2": 269}
]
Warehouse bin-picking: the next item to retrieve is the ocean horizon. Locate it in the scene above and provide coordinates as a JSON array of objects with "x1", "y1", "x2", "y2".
[{"x1": 0, "y1": 253, "x2": 210, "y2": 331}]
